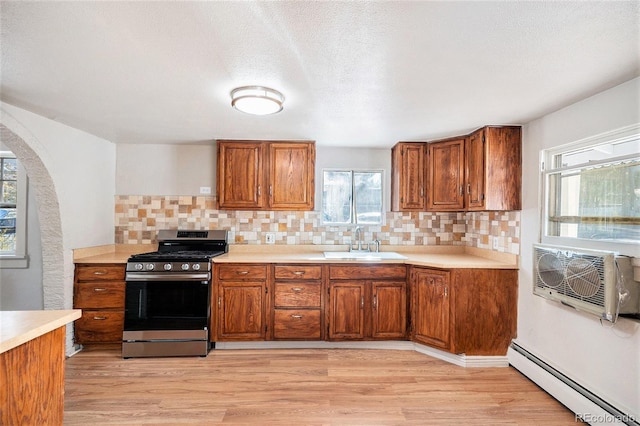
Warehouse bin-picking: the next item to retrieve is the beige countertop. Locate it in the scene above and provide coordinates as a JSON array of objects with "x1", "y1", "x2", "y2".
[
  {"x1": 214, "y1": 245, "x2": 518, "y2": 269},
  {"x1": 0, "y1": 310, "x2": 81, "y2": 354},
  {"x1": 73, "y1": 244, "x2": 518, "y2": 269},
  {"x1": 73, "y1": 244, "x2": 156, "y2": 263}
]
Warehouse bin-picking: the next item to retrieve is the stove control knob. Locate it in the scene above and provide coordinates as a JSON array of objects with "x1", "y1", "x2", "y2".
[
  {"x1": 135, "y1": 263, "x2": 143, "y2": 271},
  {"x1": 164, "y1": 263, "x2": 172, "y2": 271},
  {"x1": 181, "y1": 263, "x2": 190, "y2": 271},
  {"x1": 145, "y1": 263, "x2": 155, "y2": 270},
  {"x1": 192, "y1": 263, "x2": 201, "y2": 271}
]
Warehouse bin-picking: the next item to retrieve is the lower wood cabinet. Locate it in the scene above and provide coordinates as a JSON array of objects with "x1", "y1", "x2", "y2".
[
  {"x1": 327, "y1": 265, "x2": 407, "y2": 341},
  {"x1": 213, "y1": 264, "x2": 268, "y2": 341},
  {"x1": 211, "y1": 262, "x2": 516, "y2": 356},
  {"x1": 73, "y1": 263, "x2": 125, "y2": 344},
  {"x1": 272, "y1": 264, "x2": 324, "y2": 340},
  {"x1": 410, "y1": 266, "x2": 517, "y2": 355}
]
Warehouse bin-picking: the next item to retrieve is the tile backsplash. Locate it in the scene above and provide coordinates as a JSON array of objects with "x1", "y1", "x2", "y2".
[{"x1": 115, "y1": 196, "x2": 520, "y2": 255}]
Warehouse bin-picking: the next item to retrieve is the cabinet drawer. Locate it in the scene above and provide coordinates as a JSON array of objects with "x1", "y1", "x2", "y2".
[
  {"x1": 273, "y1": 309, "x2": 321, "y2": 339},
  {"x1": 274, "y1": 282, "x2": 321, "y2": 307},
  {"x1": 74, "y1": 310, "x2": 124, "y2": 343},
  {"x1": 74, "y1": 282, "x2": 124, "y2": 309},
  {"x1": 76, "y1": 265, "x2": 125, "y2": 281},
  {"x1": 329, "y1": 265, "x2": 407, "y2": 280},
  {"x1": 217, "y1": 264, "x2": 267, "y2": 280},
  {"x1": 274, "y1": 265, "x2": 322, "y2": 280}
]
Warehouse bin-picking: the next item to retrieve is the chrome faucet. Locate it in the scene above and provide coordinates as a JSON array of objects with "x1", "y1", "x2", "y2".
[{"x1": 351, "y1": 226, "x2": 366, "y2": 252}]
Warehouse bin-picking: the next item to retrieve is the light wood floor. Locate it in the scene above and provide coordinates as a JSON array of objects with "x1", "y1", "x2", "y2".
[{"x1": 64, "y1": 347, "x2": 577, "y2": 425}]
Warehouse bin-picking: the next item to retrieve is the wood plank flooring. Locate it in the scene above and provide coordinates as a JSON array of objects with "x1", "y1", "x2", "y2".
[{"x1": 64, "y1": 347, "x2": 577, "y2": 425}]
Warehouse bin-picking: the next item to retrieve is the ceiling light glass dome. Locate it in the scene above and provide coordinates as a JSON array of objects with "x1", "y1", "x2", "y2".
[{"x1": 230, "y1": 86, "x2": 284, "y2": 115}]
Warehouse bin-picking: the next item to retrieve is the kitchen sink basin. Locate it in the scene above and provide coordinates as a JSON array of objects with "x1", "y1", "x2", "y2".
[{"x1": 323, "y1": 251, "x2": 407, "y2": 260}]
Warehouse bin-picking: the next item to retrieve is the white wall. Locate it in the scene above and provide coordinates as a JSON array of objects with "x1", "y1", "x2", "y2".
[
  {"x1": 515, "y1": 77, "x2": 640, "y2": 417},
  {"x1": 0, "y1": 102, "x2": 116, "y2": 352},
  {"x1": 116, "y1": 143, "x2": 216, "y2": 195},
  {"x1": 116, "y1": 142, "x2": 392, "y2": 211},
  {"x1": 0, "y1": 186, "x2": 43, "y2": 310}
]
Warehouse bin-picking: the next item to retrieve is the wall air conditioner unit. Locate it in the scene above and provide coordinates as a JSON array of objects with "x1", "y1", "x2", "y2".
[{"x1": 533, "y1": 244, "x2": 640, "y2": 322}]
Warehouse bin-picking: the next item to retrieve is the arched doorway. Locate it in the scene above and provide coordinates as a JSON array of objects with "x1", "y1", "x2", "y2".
[{"x1": 0, "y1": 122, "x2": 65, "y2": 311}]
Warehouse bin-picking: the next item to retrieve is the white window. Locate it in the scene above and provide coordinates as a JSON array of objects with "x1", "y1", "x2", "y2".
[
  {"x1": 541, "y1": 125, "x2": 640, "y2": 248},
  {"x1": 322, "y1": 169, "x2": 383, "y2": 225},
  {"x1": 0, "y1": 150, "x2": 28, "y2": 268}
]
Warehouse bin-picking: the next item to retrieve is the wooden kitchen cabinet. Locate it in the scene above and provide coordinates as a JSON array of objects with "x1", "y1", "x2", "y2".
[
  {"x1": 327, "y1": 265, "x2": 407, "y2": 340},
  {"x1": 410, "y1": 266, "x2": 517, "y2": 355},
  {"x1": 465, "y1": 126, "x2": 522, "y2": 211},
  {"x1": 216, "y1": 140, "x2": 315, "y2": 211},
  {"x1": 411, "y1": 268, "x2": 451, "y2": 350},
  {"x1": 427, "y1": 138, "x2": 465, "y2": 211},
  {"x1": 73, "y1": 263, "x2": 125, "y2": 344},
  {"x1": 391, "y1": 142, "x2": 426, "y2": 211},
  {"x1": 213, "y1": 264, "x2": 268, "y2": 341},
  {"x1": 272, "y1": 264, "x2": 324, "y2": 340}
]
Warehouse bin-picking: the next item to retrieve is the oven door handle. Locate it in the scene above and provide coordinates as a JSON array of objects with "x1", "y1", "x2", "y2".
[{"x1": 125, "y1": 273, "x2": 211, "y2": 282}]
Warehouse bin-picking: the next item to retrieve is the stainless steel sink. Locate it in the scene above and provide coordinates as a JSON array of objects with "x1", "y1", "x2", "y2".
[{"x1": 323, "y1": 251, "x2": 407, "y2": 260}]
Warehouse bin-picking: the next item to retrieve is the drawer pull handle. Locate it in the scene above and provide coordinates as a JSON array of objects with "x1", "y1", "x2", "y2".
[
  {"x1": 291, "y1": 314, "x2": 303, "y2": 319},
  {"x1": 93, "y1": 288, "x2": 107, "y2": 292},
  {"x1": 291, "y1": 287, "x2": 303, "y2": 292},
  {"x1": 92, "y1": 316, "x2": 107, "y2": 320},
  {"x1": 93, "y1": 271, "x2": 108, "y2": 275},
  {"x1": 236, "y1": 271, "x2": 249, "y2": 275},
  {"x1": 293, "y1": 271, "x2": 305, "y2": 275}
]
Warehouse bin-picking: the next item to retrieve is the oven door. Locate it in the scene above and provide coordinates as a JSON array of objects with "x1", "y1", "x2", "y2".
[{"x1": 124, "y1": 277, "x2": 210, "y2": 332}]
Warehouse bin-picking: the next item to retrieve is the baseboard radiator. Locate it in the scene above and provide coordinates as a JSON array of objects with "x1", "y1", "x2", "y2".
[{"x1": 509, "y1": 342, "x2": 638, "y2": 426}]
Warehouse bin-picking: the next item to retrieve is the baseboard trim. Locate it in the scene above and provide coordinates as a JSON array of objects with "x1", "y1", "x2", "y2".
[
  {"x1": 508, "y1": 341, "x2": 639, "y2": 426},
  {"x1": 214, "y1": 340, "x2": 509, "y2": 368}
]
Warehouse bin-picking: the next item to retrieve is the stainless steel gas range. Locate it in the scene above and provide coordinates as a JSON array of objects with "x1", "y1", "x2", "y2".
[{"x1": 122, "y1": 229, "x2": 227, "y2": 358}]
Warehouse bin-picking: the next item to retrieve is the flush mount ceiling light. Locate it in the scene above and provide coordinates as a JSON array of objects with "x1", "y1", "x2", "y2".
[{"x1": 230, "y1": 85, "x2": 285, "y2": 115}]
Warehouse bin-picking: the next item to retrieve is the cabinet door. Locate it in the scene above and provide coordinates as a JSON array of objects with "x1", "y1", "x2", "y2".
[
  {"x1": 371, "y1": 281, "x2": 407, "y2": 339},
  {"x1": 412, "y1": 269, "x2": 450, "y2": 349},
  {"x1": 465, "y1": 129, "x2": 485, "y2": 209},
  {"x1": 391, "y1": 142, "x2": 426, "y2": 211},
  {"x1": 427, "y1": 139, "x2": 465, "y2": 211},
  {"x1": 328, "y1": 281, "x2": 366, "y2": 340},
  {"x1": 216, "y1": 141, "x2": 265, "y2": 209},
  {"x1": 268, "y1": 142, "x2": 315, "y2": 210},
  {"x1": 217, "y1": 282, "x2": 266, "y2": 340}
]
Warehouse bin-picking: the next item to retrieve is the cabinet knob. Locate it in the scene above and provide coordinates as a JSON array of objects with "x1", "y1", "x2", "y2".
[
  {"x1": 444, "y1": 287, "x2": 448, "y2": 298},
  {"x1": 373, "y1": 294, "x2": 377, "y2": 309},
  {"x1": 236, "y1": 271, "x2": 249, "y2": 275},
  {"x1": 291, "y1": 314, "x2": 303, "y2": 319},
  {"x1": 293, "y1": 271, "x2": 305, "y2": 275},
  {"x1": 92, "y1": 316, "x2": 107, "y2": 321},
  {"x1": 93, "y1": 288, "x2": 107, "y2": 292},
  {"x1": 291, "y1": 287, "x2": 303, "y2": 292},
  {"x1": 93, "y1": 271, "x2": 107, "y2": 275}
]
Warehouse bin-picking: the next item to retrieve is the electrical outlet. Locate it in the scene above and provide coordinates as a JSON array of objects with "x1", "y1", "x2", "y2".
[
  {"x1": 492, "y1": 236, "x2": 500, "y2": 250},
  {"x1": 265, "y1": 233, "x2": 275, "y2": 244},
  {"x1": 199, "y1": 186, "x2": 211, "y2": 195}
]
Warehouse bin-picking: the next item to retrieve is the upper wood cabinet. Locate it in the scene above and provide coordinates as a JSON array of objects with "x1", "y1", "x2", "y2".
[
  {"x1": 390, "y1": 125, "x2": 521, "y2": 212},
  {"x1": 391, "y1": 142, "x2": 426, "y2": 211},
  {"x1": 216, "y1": 140, "x2": 315, "y2": 211},
  {"x1": 465, "y1": 126, "x2": 521, "y2": 211},
  {"x1": 426, "y1": 138, "x2": 465, "y2": 211}
]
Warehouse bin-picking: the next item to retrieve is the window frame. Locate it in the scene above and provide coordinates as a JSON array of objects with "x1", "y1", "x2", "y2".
[
  {"x1": 0, "y1": 151, "x2": 28, "y2": 268},
  {"x1": 321, "y1": 168, "x2": 385, "y2": 226},
  {"x1": 540, "y1": 123, "x2": 640, "y2": 254}
]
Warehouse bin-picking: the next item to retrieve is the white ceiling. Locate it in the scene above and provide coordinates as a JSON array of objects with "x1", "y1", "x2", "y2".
[{"x1": 1, "y1": 1, "x2": 638, "y2": 148}]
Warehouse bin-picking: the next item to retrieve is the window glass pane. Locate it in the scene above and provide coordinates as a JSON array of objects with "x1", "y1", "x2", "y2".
[
  {"x1": 546, "y1": 160, "x2": 640, "y2": 242},
  {"x1": 0, "y1": 156, "x2": 18, "y2": 253},
  {"x1": 322, "y1": 171, "x2": 352, "y2": 223},
  {"x1": 354, "y1": 172, "x2": 382, "y2": 224}
]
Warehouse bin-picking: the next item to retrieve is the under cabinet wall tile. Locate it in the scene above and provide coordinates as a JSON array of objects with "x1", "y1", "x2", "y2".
[{"x1": 114, "y1": 196, "x2": 520, "y2": 255}]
